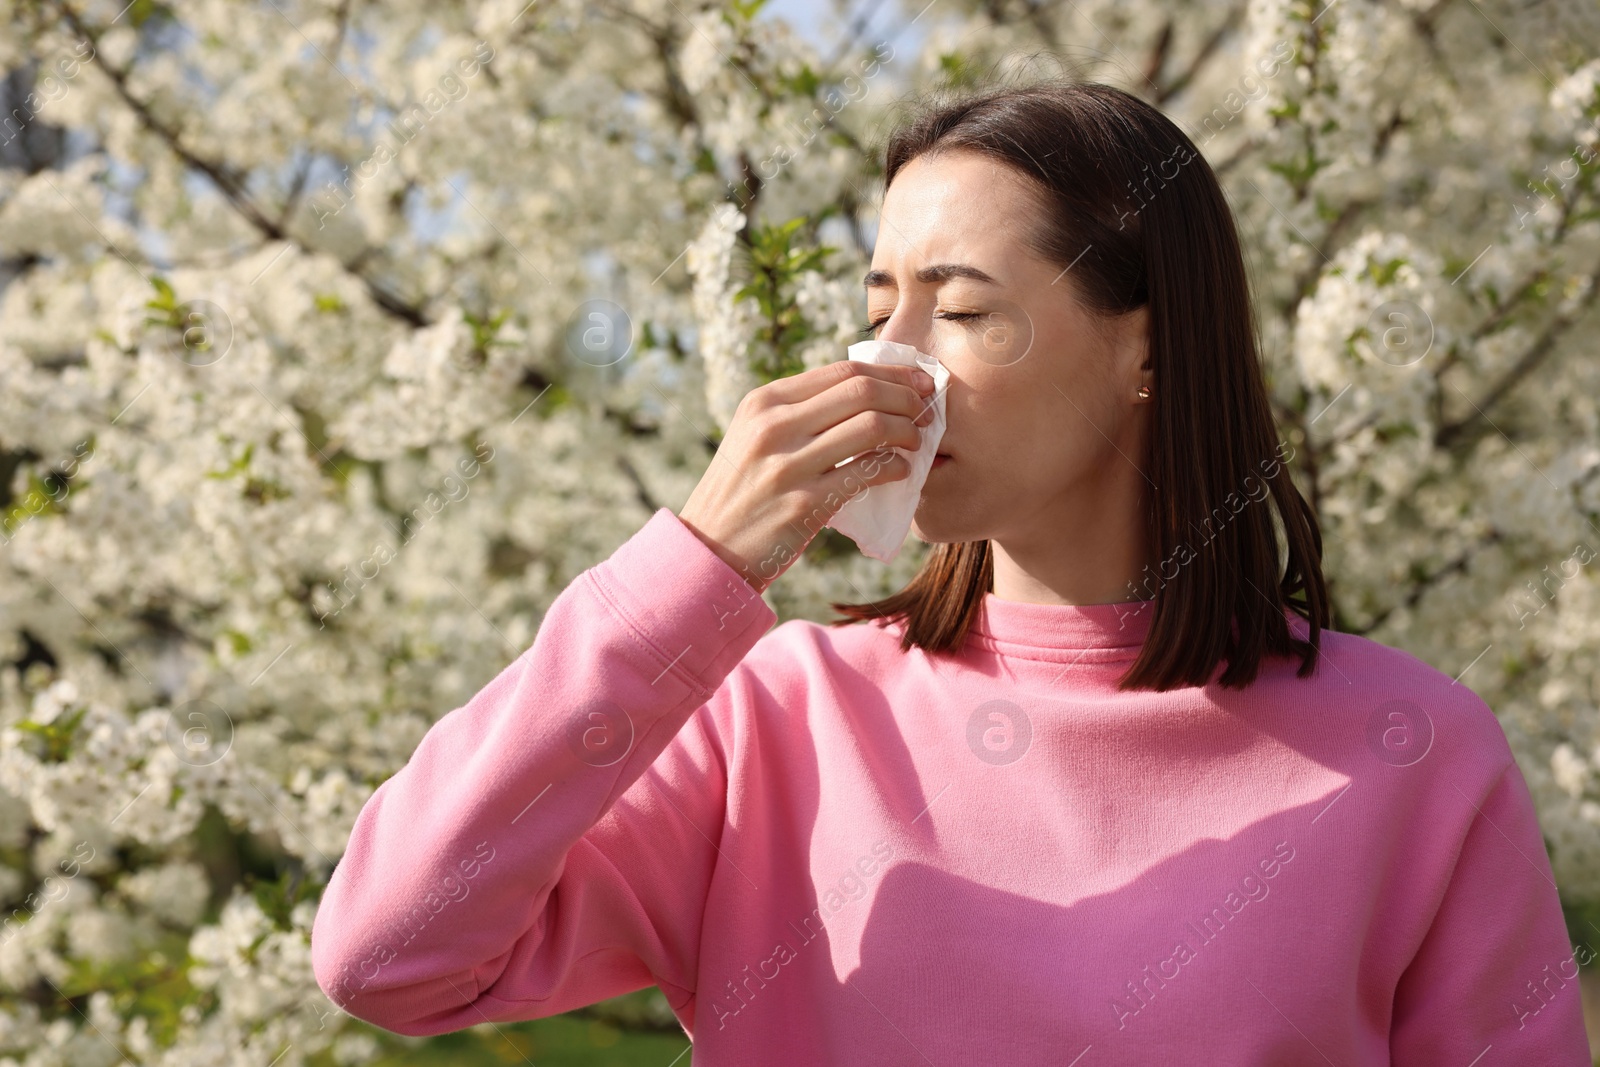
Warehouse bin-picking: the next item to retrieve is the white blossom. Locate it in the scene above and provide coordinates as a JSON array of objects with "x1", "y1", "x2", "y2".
[{"x1": 1, "y1": 0, "x2": 1598, "y2": 1059}]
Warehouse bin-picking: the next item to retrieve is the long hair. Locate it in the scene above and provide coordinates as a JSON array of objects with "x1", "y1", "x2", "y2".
[{"x1": 829, "y1": 81, "x2": 1328, "y2": 691}]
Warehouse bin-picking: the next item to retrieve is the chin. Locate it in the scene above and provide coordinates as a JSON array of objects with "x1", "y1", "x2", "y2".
[
  {"x1": 911, "y1": 502, "x2": 987, "y2": 546},
  {"x1": 912, "y1": 465, "x2": 1002, "y2": 543}
]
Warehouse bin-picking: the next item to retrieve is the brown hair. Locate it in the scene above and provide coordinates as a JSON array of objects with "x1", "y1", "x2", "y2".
[{"x1": 829, "y1": 81, "x2": 1327, "y2": 691}]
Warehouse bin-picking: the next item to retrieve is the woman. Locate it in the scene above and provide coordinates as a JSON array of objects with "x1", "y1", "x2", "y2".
[{"x1": 311, "y1": 83, "x2": 1591, "y2": 1064}]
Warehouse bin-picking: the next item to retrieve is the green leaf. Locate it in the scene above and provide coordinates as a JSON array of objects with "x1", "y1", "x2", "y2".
[
  {"x1": 126, "y1": 0, "x2": 175, "y2": 28},
  {"x1": 1367, "y1": 256, "x2": 1407, "y2": 287},
  {"x1": 3, "y1": 473, "x2": 70, "y2": 532},
  {"x1": 148, "y1": 276, "x2": 176, "y2": 309},
  {"x1": 248, "y1": 866, "x2": 317, "y2": 931},
  {"x1": 144, "y1": 276, "x2": 182, "y2": 331},
  {"x1": 242, "y1": 478, "x2": 292, "y2": 504},
  {"x1": 205, "y1": 441, "x2": 255, "y2": 480},
  {"x1": 1264, "y1": 141, "x2": 1328, "y2": 191},
  {"x1": 58, "y1": 932, "x2": 203, "y2": 1047},
  {"x1": 15, "y1": 707, "x2": 89, "y2": 763},
  {"x1": 782, "y1": 64, "x2": 821, "y2": 97},
  {"x1": 731, "y1": 214, "x2": 846, "y2": 383},
  {"x1": 938, "y1": 52, "x2": 981, "y2": 88},
  {"x1": 464, "y1": 308, "x2": 512, "y2": 354}
]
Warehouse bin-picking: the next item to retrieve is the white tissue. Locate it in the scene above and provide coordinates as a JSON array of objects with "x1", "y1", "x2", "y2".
[{"x1": 824, "y1": 339, "x2": 949, "y2": 562}]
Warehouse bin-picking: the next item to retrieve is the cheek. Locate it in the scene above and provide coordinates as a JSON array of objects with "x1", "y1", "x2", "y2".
[
  {"x1": 963, "y1": 365, "x2": 1064, "y2": 459},
  {"x1": 975, "y1": 367, "x2": 1121, "y2": 487},
  {"x1": 940, "y1": 382, "x2": 1050, "y2": 492},
  {"x1": 1027, "y1": 341, "x2": 1134, "y2": 461},
  {"x1": 953, "y1": 302, "x2": 1034, "y2": 368},
  {"x1": 916, "y1": 349, "x2": 1115, "y2": 533}
]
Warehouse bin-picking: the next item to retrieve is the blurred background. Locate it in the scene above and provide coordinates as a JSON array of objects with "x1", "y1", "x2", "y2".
[{"x1": 2, "y1": 0, "x2": 1600, "y2": 1062}]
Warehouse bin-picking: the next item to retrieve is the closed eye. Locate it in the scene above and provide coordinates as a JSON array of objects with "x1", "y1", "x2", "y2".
[{"x1": 859, "y1": 310, "x2": 985, "y2": 337}]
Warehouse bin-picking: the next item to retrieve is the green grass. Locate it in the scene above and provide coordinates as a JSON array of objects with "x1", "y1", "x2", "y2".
[{"x1": 367, "y1": 1012, "x2": 691, "y2": 1067}]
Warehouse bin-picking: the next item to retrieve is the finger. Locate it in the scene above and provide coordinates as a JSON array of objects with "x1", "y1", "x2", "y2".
[
  {"x1": 818, "y1": 448, "x2": 911, "y2": 505},
  {"x1": 759, "y1": 358, "x2": 933, "y2": 407},
  {"x1": 799, "y1": 408, "x2": 922, "y2": 475},
  {"x1": 788, "y1": 371, "x2": 933, "y2": 445}
]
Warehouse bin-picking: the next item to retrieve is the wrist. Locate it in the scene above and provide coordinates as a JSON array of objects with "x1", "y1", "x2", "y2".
[{"x1": 675, "y1": 511, "x2": 768, "y2": 594}]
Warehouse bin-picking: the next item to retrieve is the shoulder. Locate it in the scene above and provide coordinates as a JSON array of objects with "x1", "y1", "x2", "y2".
[
  {"x1": 739, "y1": 613, "x2": 908, "y2": 686},
  {"x1": 690, "y1": 613, "x2": 908, "y2": 737},
  {"x1": 1276, "y1": 623, "x2": 1514, "y2": 780}
]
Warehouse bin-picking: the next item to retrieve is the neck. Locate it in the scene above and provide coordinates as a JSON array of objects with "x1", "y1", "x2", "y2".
[{"x1": 988, "y1": 475, "x2": 1153, "y2": 607}]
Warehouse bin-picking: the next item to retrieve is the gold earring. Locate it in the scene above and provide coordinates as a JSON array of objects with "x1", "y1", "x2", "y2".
[{"x1": 1137, "y1": 385, "x2": 1152, "y2": 399}]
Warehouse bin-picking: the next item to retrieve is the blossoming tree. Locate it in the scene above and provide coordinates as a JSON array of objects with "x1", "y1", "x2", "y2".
[{"x1": 0, "y1": 0, "x2": 1597, "y2": 1061}]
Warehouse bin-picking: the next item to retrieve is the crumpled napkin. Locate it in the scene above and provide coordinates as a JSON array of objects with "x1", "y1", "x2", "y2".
[{"x1": 824, "y1": 339, "x2": 950, "y2": 562}]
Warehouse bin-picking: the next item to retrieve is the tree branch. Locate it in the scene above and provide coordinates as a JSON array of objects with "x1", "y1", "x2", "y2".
[
  {"x1": 1154, "y1": 4, "x2": 1243, "y2": 106},
  {"x1": 1351, "y1": 528, "x2": 1502, "y2": 635},
  {"x1": 53, "y1": 1, "x2": 429, "y2": 327},
  {"x1": 1435, "y1": 253, "x2": 1600, "y2": 448}
]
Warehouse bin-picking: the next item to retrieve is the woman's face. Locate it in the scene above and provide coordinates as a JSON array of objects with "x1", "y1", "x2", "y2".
[{"x1": 864, "y1": 149, "x2": 1151, "y2": 548}]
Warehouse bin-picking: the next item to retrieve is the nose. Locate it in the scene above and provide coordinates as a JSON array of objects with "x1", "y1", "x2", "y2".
[{"x1": 876, "y1": 309, "x2": 932, "y2": 357}]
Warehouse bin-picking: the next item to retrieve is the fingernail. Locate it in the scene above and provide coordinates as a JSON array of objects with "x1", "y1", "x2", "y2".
[{"x1": 914, "y1": 370, "x2": 935, "y2": 393}]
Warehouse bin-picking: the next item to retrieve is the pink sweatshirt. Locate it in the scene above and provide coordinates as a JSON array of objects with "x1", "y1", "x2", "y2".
[{"x1": 312, "y1": 507, "x2": 1592, "y2": 1064}]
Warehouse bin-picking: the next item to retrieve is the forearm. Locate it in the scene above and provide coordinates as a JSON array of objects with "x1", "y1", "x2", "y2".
[{"x1": 310, "y1": 508, "x2": 776, "y2": 1033}]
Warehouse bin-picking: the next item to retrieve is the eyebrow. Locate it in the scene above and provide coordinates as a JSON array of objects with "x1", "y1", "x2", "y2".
[{"x1": 863, "y1": 263, "x2": 1000, "y2": 288}]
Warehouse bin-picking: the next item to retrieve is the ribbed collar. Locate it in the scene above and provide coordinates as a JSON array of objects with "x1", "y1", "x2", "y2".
[{"x1": 966, "y1": 593, "x2": 1155, "y2": 663}]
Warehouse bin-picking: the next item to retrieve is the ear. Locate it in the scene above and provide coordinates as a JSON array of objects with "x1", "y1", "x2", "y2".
[{"x1": 1119, "y1": 305, "x2": 1153, "y2": 401}]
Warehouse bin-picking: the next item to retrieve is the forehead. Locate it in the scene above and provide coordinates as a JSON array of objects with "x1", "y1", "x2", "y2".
[{"x1": 872, "y1": 150, "x2": 1040, "y2": 271}]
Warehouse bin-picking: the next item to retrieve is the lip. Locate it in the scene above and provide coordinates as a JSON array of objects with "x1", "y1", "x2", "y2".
[{"x1": 932, "y1": 454, "x2": 951, "y2": 467}]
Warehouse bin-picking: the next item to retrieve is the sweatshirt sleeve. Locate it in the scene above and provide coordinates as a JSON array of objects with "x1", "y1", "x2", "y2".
[
  {"x1": 310, "y1": 507, "x2": 777, "y2": 1036},
  {"x1": 1390, "y1": 756, "x2": 1593, "y2": 1064}
]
